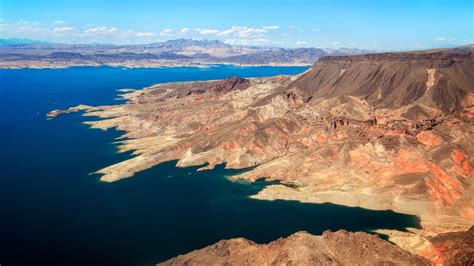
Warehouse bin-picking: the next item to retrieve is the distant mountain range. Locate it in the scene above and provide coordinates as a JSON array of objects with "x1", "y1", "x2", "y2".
[
  {"x1": 0, "y1": 38, "x2": 51, "y2": 46},
  {"x1": 0, "y1": 38, "x2": 373, "y2": 68}
]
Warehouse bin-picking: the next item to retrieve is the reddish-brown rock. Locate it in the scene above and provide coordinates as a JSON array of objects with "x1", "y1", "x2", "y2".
[{"x1": 159, "y1": 230, "x2": 431, "y2": 265}]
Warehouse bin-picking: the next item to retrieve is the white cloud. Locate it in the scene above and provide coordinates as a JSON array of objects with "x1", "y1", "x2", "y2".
[
  {"x1": 136, "y1": 32, "x2": 155, "y2": 37},
  {"x1": 0, "y1": 21, "x2": 49, "y2": 36},
  {"x1": 84, "y1": 26, "x2": 119, "y2": 33},
  {"x1": 53, "y1": 27, "x2": 74, "y2": 32},
  {"x1": 239, "y1": 25, "x2": 279, "y2": 37},
  {"x1": 332, "y1": 41, "x2": 340, "y2": 45},
  {"x1": 82, "y1": 26, "x2": 158, "y2": 43},
  {"x1": 215, "y1": 25, "x2": 279, "y2": 38},
  {"x1": 295, "y1": 41, "x2": 307, "y2": 45},
  {"x1": 263, "y1": 25, "x2": 279, "y2": 30},
  {"x1": 217, "y1": 28, "x2": 236, "y2": 36},
  {"x1": 238, "y1": 27, "x2": 266, "y2": 37},
  {"x1": 0, "y1": 21, "x2": 160, "y2": 44},
  {"x1": 0, "y1": 20, "x2": 279, "y2": 46},
  {"x1": 53, "y1": 20, "x2": 65, "y2": 25},
  {"x1": 312, "y1": 28, "x2": 320, "y2": 32},
  {"x1": 179, "y1": 27, "x2": 189, "y2": 34},
  {"x1": 224, "y1": 38, "x2": 271, "y2": 46},
  {"x1": 193, "y1": 25, "x2": 280, "y2": 38},
  {"x1": 159, "y1": 28, "x2": 173, "y2": 36},
  {"x1": 435, "y1": 37, "x2": 457, "y2": 42},
  {"x1": 195, "y1": 28, "x2": 219, "y2": 35}
]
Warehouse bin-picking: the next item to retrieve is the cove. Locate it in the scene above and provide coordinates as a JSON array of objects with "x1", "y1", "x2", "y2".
[{"x1": 0, "y1": 66, "x2": 419, "y2": 266}]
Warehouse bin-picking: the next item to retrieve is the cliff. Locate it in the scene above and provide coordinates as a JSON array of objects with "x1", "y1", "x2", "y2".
[{"x1": 284, "y1": 48, "x2": 473, "y2": 114}]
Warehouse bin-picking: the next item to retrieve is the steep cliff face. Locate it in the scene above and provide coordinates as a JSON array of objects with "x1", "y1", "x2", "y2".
[
  {"x1": 49, "y1": 47, "x2": 474, "y2": 264},
  {"x1": 159, "y1": 230, "x2": 431, "y2": 266}
]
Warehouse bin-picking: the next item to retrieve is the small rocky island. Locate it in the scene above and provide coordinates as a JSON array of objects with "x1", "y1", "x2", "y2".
[{"x1": 47, "y1": 104, "x2": 93, "y2": 119}]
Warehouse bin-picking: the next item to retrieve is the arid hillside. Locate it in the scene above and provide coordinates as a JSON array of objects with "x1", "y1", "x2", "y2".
[
  {"x1": 159, "y1": 230, "x2": 432, "y2": 266},
  {"x1": 283, "y1": 47, "x2": 473, "y2": 116}
]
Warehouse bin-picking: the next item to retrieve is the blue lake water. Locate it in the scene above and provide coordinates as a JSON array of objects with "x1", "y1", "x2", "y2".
[{"x1": 0, "y1": 66, "x2": 419, "y2": 266}]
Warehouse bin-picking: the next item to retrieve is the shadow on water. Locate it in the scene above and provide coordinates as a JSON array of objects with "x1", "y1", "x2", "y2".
[
  {"x1": 103, "y1": 160, "x2": 420, "y2": 265},
  {"x1": 0, "y1": 66, "x2": 420, "y2": 266}
]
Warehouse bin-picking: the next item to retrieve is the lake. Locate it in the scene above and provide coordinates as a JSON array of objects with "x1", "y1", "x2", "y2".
[{"x1": 0, "y1": 66, "x2": 419, "y2": 266}]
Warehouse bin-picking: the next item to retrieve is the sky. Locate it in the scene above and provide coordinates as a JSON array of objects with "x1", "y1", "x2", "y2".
[{"x1": 0, "y1": 0, "x2": 472, "y2": 50}]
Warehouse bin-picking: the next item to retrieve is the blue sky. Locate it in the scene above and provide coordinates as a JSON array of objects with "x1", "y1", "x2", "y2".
[{"x1": 0, "y1": 0, "x2": 472, "y2": 50}]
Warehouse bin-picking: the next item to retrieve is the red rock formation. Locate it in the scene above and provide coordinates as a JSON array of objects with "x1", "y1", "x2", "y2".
[
  {"x1": 420, "y1": 226, "x2": 474, "y2": 265},
  {"x1": 159, "y1": 230, "x2": 431, "y2": 265},
  {"x1": 425, "y1": 163, "x2": 463, "y2": 206}
]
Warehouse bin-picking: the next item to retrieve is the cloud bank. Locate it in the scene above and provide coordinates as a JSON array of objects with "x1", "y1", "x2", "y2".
[{"x1": 0, "y1": 21, "x2": 281, "y2": 45}]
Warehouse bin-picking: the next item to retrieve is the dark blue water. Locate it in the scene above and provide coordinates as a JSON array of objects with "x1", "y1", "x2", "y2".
[{"x1": 0, "y1": 66, "x2": 419, "y2": 266}]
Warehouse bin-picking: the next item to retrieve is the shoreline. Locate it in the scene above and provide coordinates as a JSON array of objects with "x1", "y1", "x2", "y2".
[{"x1": 47, "y1": 75, "x2": 473, "y2": 233}]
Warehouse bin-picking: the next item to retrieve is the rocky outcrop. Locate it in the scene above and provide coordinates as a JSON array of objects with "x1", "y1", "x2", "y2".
[
  {"x1": 423, "y1": 226, "x2": 474, "y2": 265},
  {"x1": 170, "y1": 76, "x2": 251, "y2": 98},
  {"x1": 283, "y1": 47, "x2": 474, "y2": 114},
  {"x1": 46, "y1": 104, "x2": 93, "y2": 119},
  {"x1": 159, "y1": 230, "x2": 431, "y2": 265}
]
